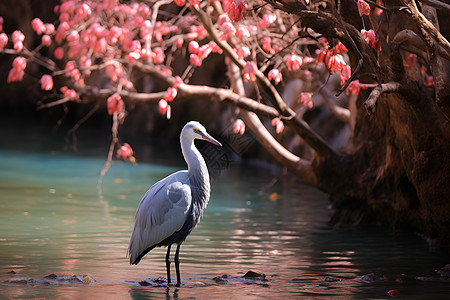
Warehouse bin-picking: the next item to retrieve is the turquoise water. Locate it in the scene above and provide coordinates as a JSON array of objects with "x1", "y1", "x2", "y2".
[{"x1": 0, "y1": 125, "x2": 449, "y2": 299}]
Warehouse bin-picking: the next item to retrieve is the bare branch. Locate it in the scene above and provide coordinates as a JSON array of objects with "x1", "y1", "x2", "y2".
[
  {"x1": 319, "y1": 87, "x2": 351, "y2": 124},
  {"x1": 402, "y1": 0, "x2": 450, "y2": 59},
  {"x1": 364, "y1": 82, "x2": 401, "y2": 114},
  {"x1": 227, "y1": 62, "x2": 316, "y2": 185},
  {"x1": 192, "y1": 5, "x2": 339, "y2": 159},
  {"x1": 97, "y1": 111, "x2": 120, "y2": 190}
]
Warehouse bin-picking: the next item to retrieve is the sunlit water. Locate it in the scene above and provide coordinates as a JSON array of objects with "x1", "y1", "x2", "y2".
[{"x1": 0, "y1": 126, "x2": 449, "y2": 299}]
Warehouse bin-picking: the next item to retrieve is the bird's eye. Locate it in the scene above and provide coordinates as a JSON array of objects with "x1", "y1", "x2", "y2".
[{"x1": 193, "y1": 128, "x2": 198, "y2": 133}]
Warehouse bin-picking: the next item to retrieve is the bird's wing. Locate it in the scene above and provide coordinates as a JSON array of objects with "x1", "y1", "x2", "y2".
[{"x1": 128, "y1": 171, "x2": 192, "y2": 264}]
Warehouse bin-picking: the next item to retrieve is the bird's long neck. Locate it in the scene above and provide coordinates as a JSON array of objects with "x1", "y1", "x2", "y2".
[{"x1": 181, "y1": 136, "x2": 211, "y2": 208}]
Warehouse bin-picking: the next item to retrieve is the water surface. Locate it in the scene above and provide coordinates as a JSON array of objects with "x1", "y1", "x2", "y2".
[{"x1": 0, "y1": 125, "x2": 449, "y2": 299}]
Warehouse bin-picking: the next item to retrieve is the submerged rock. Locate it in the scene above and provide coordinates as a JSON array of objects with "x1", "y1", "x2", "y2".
[
  {"x1": 212, "y1": 275, "x2": 229, "y2": 284},
  {"x1": 435, "y1": 264, "x2": 450, "y2": 277},
  {"x1": 242, "y1": 271, "x2": 266, "y2": 279},
  {"x1": 357, "y1": 273, "x2": 388, "y2": 283},
  {"x1": 4, "y1": 273, "x2": 95, "y2": 286}
]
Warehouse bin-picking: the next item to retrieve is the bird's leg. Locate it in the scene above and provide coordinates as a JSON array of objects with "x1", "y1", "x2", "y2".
[
  {"x1": 174, "y1": 244, "x2": 181, "y2": 287},
  {"x1": 165, "y1": 245, "x2": 171, "y2": 285}
]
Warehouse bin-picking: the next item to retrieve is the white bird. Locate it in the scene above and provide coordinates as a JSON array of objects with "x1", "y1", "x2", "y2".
[{"x1": 128, "y1": 121, "x2": 222, "y2": 286}]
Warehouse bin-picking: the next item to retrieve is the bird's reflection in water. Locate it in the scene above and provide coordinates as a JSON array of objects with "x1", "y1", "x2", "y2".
[
  {"x1": 128, "y1": 286, "x2": 179, "y2": 300},
  {"x1": 166, "y1": 287, "x2": 179, "y2": 300}
]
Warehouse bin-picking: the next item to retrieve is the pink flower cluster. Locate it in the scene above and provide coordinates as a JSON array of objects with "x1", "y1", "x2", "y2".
[
  {"x1": 361, "y1": 29, "x2": 380, "y2": 51},
  {"x1": 258, "y1": 14, "x2": 276, "y2": 28},
  {"x1": 268, "y1": 69, "x2": 282, "y2": 85},
  {"x1": 285, "y1": 54, "x2": 303, "y2": 71},
  {"x1": 7, "y1": 56, "x2": 26, "y2": 83},
  {"x1": 243, "y1": 62, "x2": 257, "y2": 82},
  {"x1": 40, "y1": 75, "x2": 54, "y2": 91},
  {"x1": 298, "y1": 92, "x2": 313, "y2": 108},
  {"x1": 11, "y1": 30, "x2": 25, "y2": 52},
  {"x1": 158, "y1": 76, "x2": 183, "y2": 120},
  {"x1": 225, "y1": 0, "x2": 248, "y2": 22},
  {"x1": 107, "y1": 93, "x2": 124, "y2": 115},
  {"x1": 233, "y1": 119, "x2": 245, "y2": 135},
  {"x1": 117, "y1": 143, "x2": 134, "y2": 161},
  {"x1": 357, "y1": 0, "x2": 371, "y2": 16},
  {"x1": 271, "y1": 118, "x2": 284, "y2": 134},
  {"x1": 0, "y1": 32, "x2": 8, "y2": 50}
]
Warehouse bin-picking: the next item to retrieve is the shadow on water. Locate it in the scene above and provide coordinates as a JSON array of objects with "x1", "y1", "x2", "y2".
[{"x1": 0, "y1": 121, "x2": 449, "y2": 299}]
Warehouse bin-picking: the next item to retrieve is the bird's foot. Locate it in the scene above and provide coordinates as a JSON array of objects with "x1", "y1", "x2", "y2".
[{"x1": 175, "y1": 282, "x2": 180, "y2": 287}]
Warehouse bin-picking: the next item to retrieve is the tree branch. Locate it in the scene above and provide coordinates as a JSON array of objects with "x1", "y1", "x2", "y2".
[
  {"x1": 419, "y1": 0, "x2": 450, "y2": 13},
  {"x1": 227, "y1": 62, "x2": 317, "y2": 185},
  {"x1": 192, "y1": 5, "x2": 339, "y2": 159},
  {"x1": 364, "y1": 82, "x2": 401, "y2": 114},
  {"x1": 402, "y1": 0, "x2": 450, "y2": 59}
]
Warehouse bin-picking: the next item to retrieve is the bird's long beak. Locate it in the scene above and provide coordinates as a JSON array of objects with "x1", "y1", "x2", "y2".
[{"x1": 202, "y1": 133, "x2": 222, "y2": 147}]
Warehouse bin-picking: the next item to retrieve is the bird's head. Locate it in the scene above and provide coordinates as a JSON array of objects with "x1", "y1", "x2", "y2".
[{"x1": 182, "y1": 121, "x2": 222, "y2": 147}]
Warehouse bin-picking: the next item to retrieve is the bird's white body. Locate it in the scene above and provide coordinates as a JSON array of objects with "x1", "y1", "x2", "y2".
[
  {"x1": 128, "y1": 171, "x2": 192, "y2": 264},
  {"x1": 127, "y1": 121, "x2": 221, "y2": 285}
]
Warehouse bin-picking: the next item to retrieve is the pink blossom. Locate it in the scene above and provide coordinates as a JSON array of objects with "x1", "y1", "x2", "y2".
[
  {"x1": 158, "y1": 99, "x2": 168, "y2": 115},
  {"x1": 357, "y1": 0, "x2": 371, "y2": 16},
  {"x1": 227, "y1": 0, "x2": 248, "y2": 22},
  {"x1": 188, "y1": 41, "x2": 199, "y2": 54},
  {"x1": 233, "y1": 119, "x2": 245, "y2": 135},
  {"x1": 209, "y1": 41, "x2": 223, "y2": 54},
  {"x1": 32, "y1": 18, "x2": 46, "y2": 35},
  {"x1": 236, "y1": 25, "x2": 250, "y2": 39},
  {"x1": 0, "y1": 33, "x2": 8, "y2": 50},
  {"x1": 166, "y1": 104, "x2": 172, "y2": 119},
  {"x1": 268, "y1": 69, "x2": 282, "y2": 85},
  {"x1": 176, "y1": 37, "x2": 184, "y2": 48},
  {"x1": 188, "y1": 0, "x2": 201, "y2": 8},
  {"x1": 60, "y1": 86, "x2": 79, "y2": 100},
  {"x1": 261, "y1": 37, "x2": 273, "y2": 53},
  {"x1": 407, "y1": 53, "x2": 417, "y2": 69},
  {"x1": 424, "y1": 74, "x2": 434, "y2": 88},
  {"x1": 316, "y1": 48, "x2": 328, "y2": 64},
  {"x1": 347, "y1": 80, "x2": 361, "y2": 96},
  {"x1": 173, "y1": 76, "x2": 184, "y2": 88},
  {"x1": 54, "y1": 47, "x2": 64, "y2": 60},
  {"x1": 45, "y1": 24, "x2": 55, "y2": 35},
  {"x1": 164, "y1": 87, "x2": 178, "y2": 102},
  {"x1": 107, "y1": 93, "x2": 124, "y2": 115},
  {"x1": 12, "y1": 56, "x2": 27, "y2": 70},
  {"x1": 76, "y1": 3, "x2": 92, "y2": 18},
  {"x1": 106, "y1": 63, "x2": 122, "y2": 82},
  {"x1": 271, "y1": 118, "x2": 284, "y2": 134},
  {"x1": 221, "y1": 21, "x2": 236, "y2": 37},
  {"x1": 7, "y1": 68, "x2": 24, "y2": 83},
  {"x1": 174, "y1": 0, "x2": 186, "y2": 6},
  {"x1": 79, "y1": 56, "x2": 92, "y2": 76},
  {"x1": 361, "y1": 29, "x2": 378, "y2": 49},
  {"x1": 40, "y1": 74, "x2": 53, "y2": 91},
  {"x1": 258, "y1": 14, "x2": 276, "y2": 28},
  {"x1": 327, "y1": 54, "x2": 346, "y2": 72},
  {"x1": 298, "y1": 92, "x2": 313, "y2": 108},
  {"x1": 243, "y1": 61, "x2": 256, "y2": 82},
  {"x1": 66, "y1": 30, "x2": 80, "y2": 43},
  {"x1": 12, "y1": 30, "x2": 25, "y2": 51},
  {"x1": 0, "y1": 16, "x2": 3, "y2": 31},
  {"x1": 151, "y1": 47, "x2": 165, "y2": 64},
  {"x1": 285, "y1": 54, "x2": 303, "y2": 71},
  {"x1": 126, "y1": 51, "x2": 141, "y2": 62},
  {"x1": 237, "y1": 46, "x2": 250, "y2": 59},
  {"x1": 117, "y1": 143, "x2": 134, "y2": 161},
  {"x1": 339, "y1": 65, "x2": 352, "y2": 86},
  {"x1": 41, "y1": 35, "x2": 52, "y2": 46},
  {"x1": 190, "y1": 54, "x2": 202, "y2": 67}
]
